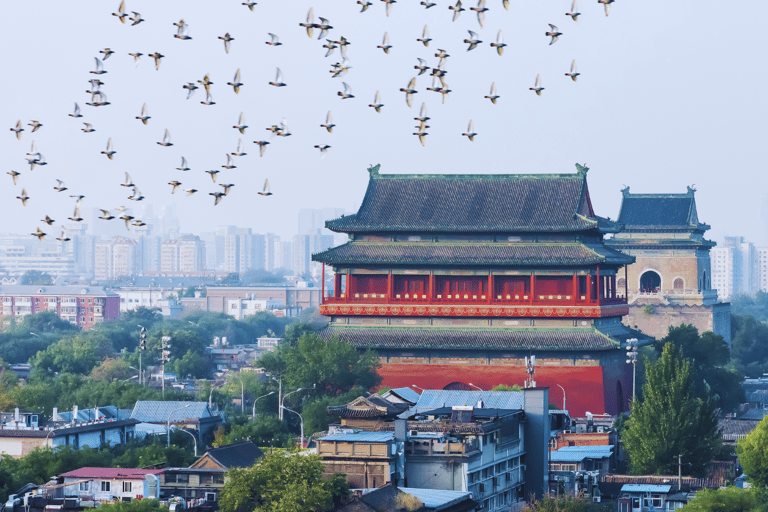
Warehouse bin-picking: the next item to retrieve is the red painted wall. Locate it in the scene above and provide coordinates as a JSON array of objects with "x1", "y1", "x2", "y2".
[{"x1": 378, "y1": 364, "x2": 607, "y2": 416}]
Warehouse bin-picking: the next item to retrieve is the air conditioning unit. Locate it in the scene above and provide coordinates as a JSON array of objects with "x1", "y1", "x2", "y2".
[
  {"x1": 563, "y1": 430, "x2": 572, "y2": 434},
  {"x1": 597, "y1": 426, "x2": 605, "y2": 433},
  {"x1": 592, "y1": 497, "x2": 601, "y2": 503}
]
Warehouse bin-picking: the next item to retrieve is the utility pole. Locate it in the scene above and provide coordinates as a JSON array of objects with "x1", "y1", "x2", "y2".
[
  {"x1": 161, "y1": 336, "x2": 172, "y2": 397},
  {"x1": 278, "y1": 377, "x2": 283, "y2": 420},
  {"x1": 138, "y1": 326, "x2": 147, "y2": 385},
  {"x1": 625, "y1": 338, "x2": 638, "y2": 403},
  {"x1": 673, "y1": 454, "x2": 685, "y2": 491}
]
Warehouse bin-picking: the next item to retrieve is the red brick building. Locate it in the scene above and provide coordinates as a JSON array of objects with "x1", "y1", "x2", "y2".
[
  {"x1": 313, "y1": 164, "x2": 649, "y2": 416},
  {"x1": 0, "y1": 285, "x2": 120, "y2": 330}
]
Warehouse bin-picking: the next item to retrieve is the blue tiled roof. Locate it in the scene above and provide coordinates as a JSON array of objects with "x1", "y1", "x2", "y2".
[
  {"x1": 412, "y1": 390, "x2": 524, "y2": 414},
  {"x1": 399, "y1": 488, "x2": 473, "y2": 509},
  {"x1": 558, "y1": 445, "x2": 613, "y2": 452},
  {"x1": 621, "y1": 484, "x2": 672, "y2": 493},
  {"x1": 551, "y1": 449, "x2": 612, "y2": 462},
  {"x1": 319, "y1": 432, "x2": 395, "y2": 443},
  {"x1": 389, "y1": 387, "x2": 421, "y2": 404},
  {"x1": 130, "y1": 401, "x2": 215, "y2": 423}
]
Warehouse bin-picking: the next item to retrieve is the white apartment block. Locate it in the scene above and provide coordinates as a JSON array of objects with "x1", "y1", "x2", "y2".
[
  {"x1": 711, "y1": 237, "x2": 768, "y2": 300},
  {"x1": 94, "y1": 237, "x2": 139, "y2": 281}
]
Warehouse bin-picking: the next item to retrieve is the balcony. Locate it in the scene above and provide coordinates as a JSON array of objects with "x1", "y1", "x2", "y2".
[{"x1": 407, "y1": 438, "x2": 479, "y2": 456}]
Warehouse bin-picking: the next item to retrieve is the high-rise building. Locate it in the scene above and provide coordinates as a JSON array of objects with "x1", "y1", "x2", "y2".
[
  {"x1": 276, "y1": 241, "x2": 292, "y2": 272},
  {"x1": 94, "y1": 237, "x2": 139, "y2": 281},
  {"x1": 160, "y1": 235, "x2": 205, "y2": 272},
  {"x1": 293, "y1": 234, "x2": 311, "y2": 277},
  {"x1": 711, "y1": 237, "x2": 768, "y2": 300},
  {"x1": 266, "y1": 233, "x2": 280, "y2": 271}
]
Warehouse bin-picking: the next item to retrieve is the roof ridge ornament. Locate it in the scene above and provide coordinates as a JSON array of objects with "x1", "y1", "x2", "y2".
[
  {"x1": 367, "y1": 163, "x2": 381, "y2": 177},
  {"x1": 687, "y1": 184, "x2": 696, "y2": 195},
  {"x1": 621, "y1": 185, "x2": 630, "y2": 196},
  {"x1": 575, "y1": 163, "x2": 589, "y2": 175}
]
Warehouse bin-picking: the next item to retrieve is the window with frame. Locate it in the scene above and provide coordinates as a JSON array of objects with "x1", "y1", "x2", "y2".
[
  {"x1": 79, "y1": 482, "x2": 89, "y2": 491},
  {"x1": 101, "y1": 481, "x2": 111, "y2": 492},
  {"x1": 122, "y1": 482, "x2": 132, "y2": 493}
]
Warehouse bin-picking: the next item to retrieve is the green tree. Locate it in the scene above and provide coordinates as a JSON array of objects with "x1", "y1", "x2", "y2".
[
  {"x1": 301, "y1": 388, "x2": 369, "y2": 435},
  {"x1": 89, "y1": 358, "x2": 135, "y2": 382},
  {"x1": 622, "y1": 342, "x2": 721, "y2": 476},
  {"x1": 522, "y1": 494, "x2": 609, "y2": 512},
  {"x1": 730, "y1": 315, "x2": 768, "y2": 378},
  {"x1": 219, "y1": 451, "x2": 349, "y2": 512},
  {"x1": 19, "y1": 270, "x2": 53, "y2": 285},
  {"x1": 172, "y1": 350, "x2": 207, "y2": 379},
  {"x1": 737, "y1": 415, "x2": 768, "y2": 488},
  {"x1": 30, "y1": 332, "x2": 115, "y2": 375},
  {"x1": 680, "y1": 486, "x2": 767, "y2": 512},
  {"x1": 96, "y1": 499, "x2": 169, "y2": 512},
  {"x1": 491, "y1": 384, "x2": 524, "y2": 391},
  {"x1": 212, "y1": 414, "x2": 293, "y2": 448}
]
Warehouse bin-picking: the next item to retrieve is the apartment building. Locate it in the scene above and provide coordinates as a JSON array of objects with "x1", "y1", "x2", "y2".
[{"x1": 0, "y1": 285, "x2": 119, "y2": 329}]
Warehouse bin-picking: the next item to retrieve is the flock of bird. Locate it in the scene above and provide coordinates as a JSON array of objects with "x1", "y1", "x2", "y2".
[{"x1": 8, "y1": 0, "x2": 619, "y2": 243}]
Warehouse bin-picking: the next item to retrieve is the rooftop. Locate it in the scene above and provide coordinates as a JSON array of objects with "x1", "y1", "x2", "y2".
[
  {"x1": 192, "y1": 441, "x2": 264, "y2": 469},
  {"x1": 411, "y1": 390, "x2": 524, "y2": 414},
  {"x1": 130, "y1": 401, "x2": 219, "y2": 423},
  {"x1": 621, "y1": 484, "x2": 672, "y2": 494},
  {"x1": 319, "y1": 432, "x2": 395, "y2": 443},
  {"x1": 616, "y1": 186, "x2": 709, "y2": 230},
  {"x1": 0, "y1": 285, "x2": 117, "y2": 297},
  {"x1": 399, "y1": 488, "x2": 474, "y2": 510},
  {"x1": 61, "y1": 467, "x2": 163, "y2": 479},
  {"x1": 326, "y1": 164, "x2": 621, "y2": 235}
]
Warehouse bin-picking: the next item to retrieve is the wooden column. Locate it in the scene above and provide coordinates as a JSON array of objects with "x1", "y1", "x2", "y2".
[
  {"x1": 321, "y1": 265, "x2": 325, "y2": 303},
  {"x1": 334, "y1": 273, "x2": 342, "y2": 299},
  {"x1": 428, "y1": 274, "x2": 434, "y2": 304},
  {"x1": 487, "y1": 275, "x2": 493, "y2": 304},
  {"x1": 344, "y1": 274, "x2": 349, "y2": 303},
  {"x1": 572, "y1": 275, "x2": 578, "y2": 305},
  {"x1": 625, "y1": 266, "x2": 629, "y2": 301},
  {"x1": 387, "y1": 273, "x2": 393, "y2": 302},
  {"x1": 587, "y1": 275, "x2": 592, "y2": 304},
  {"x1": 530, "y1": 275, "x2": 535, "y2": 304},
  {"x1": 611, "y1": 275, "x2": 616, "y2": 299},
  {"x1": 596, "y1": 265, "x2": 601, "y2": 306}
]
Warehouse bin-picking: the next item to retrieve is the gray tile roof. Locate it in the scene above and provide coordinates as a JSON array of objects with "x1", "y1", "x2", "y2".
[
  {"x1": 616, "y1": 188, "x2": 707, "y2": 230},
  {"x1": 130, "y1": 401, "x2": 215, "y2": 423},
  {"x1": 318, "y1": 326, "x2": 619, "y2": 352},
  {"x1": 411, "y1": 390, "x2": 524, "y2": 414},
  {"x1": 313, "y1": 242, "x2": 633, "y2": 267},
  {"x1": 326, "y1": 167, "x2": 620, "y2": 234},
  {"x1": 203, "y1": 441, "x2": 264, "y2": 468},
  {"x1": 0, "y1": 285, "x2": 117, "y2": 296}
]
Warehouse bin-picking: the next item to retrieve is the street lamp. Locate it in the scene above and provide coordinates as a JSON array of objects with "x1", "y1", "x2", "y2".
[
  {"x1": 173, "y1": 426, "x2": 198, "y2": 457},
  {"x1": 280, "y1": 385, "x2": 315, "y2": 420},
  {"x1": 167, "y1": 404, "x2": 191, "y2": 447},
  {"x1": 556, "y1": 384, "x2": 566, "y2": 412},
  {"x1": 252, "y1": 391, "x2": 275, "y2": 418},
  {"x1": 625, "y1": 338, "x2": 639, "y2": 403},
  {"x1": 229, "y1": 373, "x2": 245, "y2": 414},
  {"x1": 281, "y1": 404, "x2": 305, "y2": 450},
  {"x1": 468, "y1": 383, "x2": 483, "y2": 391}
]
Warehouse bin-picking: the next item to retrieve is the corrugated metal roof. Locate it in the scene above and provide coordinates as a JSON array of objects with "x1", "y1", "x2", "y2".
[
  {"x1": 130, "y1": 401, "x2": 214, "y2": 423},
  {"x1": 551, "y1": 450, "x2": 612, "y2": 462},
  {"x1": 62, "y1": 468, "x2": 162, "y2": 479},
  {"x1": 389, "y1": 387, "x2": 421, "y2": 404},
  {"x1": 412, "y1": 390, "x2": 524, "y2": 413},
  {"x1": 621, "y1": 484, "x2": 672, "y2": 493},
  {"x1": 557, "y1": 445, "x2": 614, "y2": 452},
  {"x1": 319, "y1": 432, "x2": 395, "y2": 443},
  {"x1": 399, "y1": 488, "x2": 473, "y2": 509}
]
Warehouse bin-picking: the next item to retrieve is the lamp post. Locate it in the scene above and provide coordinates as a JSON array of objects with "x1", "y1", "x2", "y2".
[
  {"x1": 467, "y1": 383, "x2": 483, "y2": 391},
  {"x1": 556, "y1": 384, "x2": 566, "y2": 412},
  {"x1": 230, "y1": 373, "x2": 245, "y2": 414},
  {"x1": 625, "y1": 338, "x2": 639, "y2": 403},
  {"x1": 252, "y1": 391, "x2": 275, "y2": 418},
  {"x1": 173, "y1": 426, "x2": 198, "y2": 457},
  {"x1": 167, "y1": 404, "x2": 191, "y2": 447},
  {"x1": 281, "y1": 404, "x2": 304, "y2": 449},
  {"x1": 280, "y1": 385, "x2": 315, "y2": 421}
]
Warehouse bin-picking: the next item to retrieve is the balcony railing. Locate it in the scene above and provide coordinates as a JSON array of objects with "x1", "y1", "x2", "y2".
[{"x1": 323, "y1": 293, "x2": 626, "y2": 307}]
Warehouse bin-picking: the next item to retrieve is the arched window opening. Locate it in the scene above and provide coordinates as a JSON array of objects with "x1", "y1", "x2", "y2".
[
  {"x1": 639, "y1": 270, "x2": 661, "y2": 293},
  {"x1": 673, "y1": 278, "x2": 684, "y2": 291}
]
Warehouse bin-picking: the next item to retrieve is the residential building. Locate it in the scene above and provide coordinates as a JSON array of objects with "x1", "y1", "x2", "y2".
[
  {"x1": 605, "y1": 187, "x2": 731, "y2": 343},
  {"x1": 711, "y1": 237, "x2": 768, "y2": 299},
  {"x1": 0, "y1": 285, "x2": 119, "y2": 330},
  {"x1": 0, "y1": 245, "x2": 77, "y2": 279},
  {"x1": 336, "y1": 484, "x2": 478, "y2": 512},
  {"x1": 313, "y1": 164, "x2": 648, "y2": 416},
  {"x1": 161, "y1": 235, "x2": 205, "y2": 272},
  {"x1": 94, "y1": 236, "x2": 139, "y2": 281},
  {"x1": 616, "y1": 485, "x2": 690, "y2": 511},
  {"x1": 276, "y1": 240, "x2": 293, "y2": 272},
  {"x1": 548, "y1": 445, "x2": 613, "y2": 497},
  {"x1": 130, "y1": 401, "x2": 225, "y2": 444},
  {"x1": 265, "y1": 233, "x2": 280, "y2": 271},
  {"x1": 199, "y1": 285, "x2": 320, "y2": 315},
  {"x1": 298, "y1": 208, "x2": 346, "y2": 237},
  {"x1": 57, "y1": 468, "x2": 162, "y2": 501}
]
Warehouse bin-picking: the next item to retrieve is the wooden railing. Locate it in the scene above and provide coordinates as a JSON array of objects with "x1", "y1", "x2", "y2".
[{"x1": 322, "y1": 293, "x2": 626, "y2": 307}]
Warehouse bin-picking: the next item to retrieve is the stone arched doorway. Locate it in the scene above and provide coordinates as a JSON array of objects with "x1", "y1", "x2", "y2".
[{"x1": 639, "y1": 270, "x2": 661, "y2": 293}]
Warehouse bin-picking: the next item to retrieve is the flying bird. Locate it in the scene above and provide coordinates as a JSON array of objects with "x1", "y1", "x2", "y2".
[
  {"x1": 136, "y1": 103, "x2": 150, "y2": 124},
  {"x1": 565, "y1": 59, "x2": 580, "y2": 81},
  {"x1": 320, "y1": 111, "x2": 335, "y2": 132},
  {"x1": 206, "y1": 169, "x2": 220, "y2": 183},
  {"x1": 70, "y1": 194, "x2": 85, "y2": 203},
  {"x1": 530, "y1": 74, "x2": 544, "y2": 95},
  {"x1": 338, "y1": 82, "x2": 354, "y2": 99},
  {"x1": 42, "y1": 215, "x2": 55, "y2": 225},
  {"x1": 449, "y1": 1, "x2": 465, "y2": 21},
  {"x1": 198, "y1": 73, "x2": 214, "y2": 93},
  {"x1": 258, "y1": 179, "x2": 273, "y2": 196},
  {"x1": 254, "y1": 141, "x2": 270, "y2": 157},
  {"x1": 149, "y1": 52, "x2": 164, "y2": 70},
  {"x1": 269, "y1": 68, "x2": 286, "y2": 87},
  {"x1": 53, "y1": 179, "x2": 67, "y2": 192},
  {"x1": 598, "y1": 0, "x2": 614, "y2": 16},
  {"x1": 377, "y1": 32, "x2": 391, "y2": 54},
  {"x1": 11, "y1": 120, "x2": 24, "y2": 139},
  {"x1": 299, "y1": 7, "x2": 315, "y2": 38},
  {"x1": 314, "y1": 144, "x2": 331, "y2": 158},
  {"x1": 490, "y1": 30, "x2": 506, "y2": 55},
  {"x1": 415, "y1": 58, "x2": 430, "y2": 75},
  {"x1": 464, "y1": 31, "x2": 481, "y2": 51},
  {"x1": 462, "y1": 119, "x2": 477, "y2": 141},
  {"x1": 227, "y1": 68, "x2": 243, "y2": 94},
  {"x1": 69, "y1": 103, "x2": 82, "y2": 118},
  {"x1": 358, "y1": 1, "x2": 372, "y2": 11},
  {"x1": 82, "y1": 123, "x2": 95, "y2": 133},
  {"x1": 112, "y1": 1, "x2": 128, "y2": 23},
  {"x1": 323, "y1": 39, "x2": 338, "y2": 57},
  {"x1": 7, "y1": 171, "x2": 20, "y2": 184},
  {"x1": 100, "y1": 48, "x2": 114, "y2": 60},
  {"x1": 184, "y1": 189, "x2": 198, "y2": 196},
  {"x1": 17, "y1": 188, "x2": 29, "y2": 206},
  {"x1": 157, "y1": 129, "x2": 173, "y2": 146},
  {"x1": 266, "y1": 33, "x2": 282, "y2": 46},
  {"x1": 421, "y1": 1, "x2": 437, "y2": 8},
  {"x1": 102, "y1": 138, "x2": 116, "y2": 159},
  {"x1": 546, "y1": 24, "x2": 562, "y2": 45},
  {"x1": 56, "y1": 229, "x2": 71, "y2": 242},
  {"x1": 400, "y1": 78, "x2": 418, "y2": 107},
  {"x1": 91, "y1": 57, "x2": 107, "y2": 75},
  {"x1": 209, "y1": 192, "x2": 225, "y2": 206},
  {"x1": 415, "y1": 102, "x2": 430, "y2": 125},
  {"x1": 234, "y1": 112, "x2": 248, "y2": 134},
  {"x1": 183, "y1": 82, "x2": 199, "y2": 99},
  {"x1": 382, "y1": 0, "x2": 396, "y2": 16},
  {"x1": 68, "y1": 205, "x2": 83, "y2": 222},
  {"x1": 129, "y1": 11, "x2": 144, "y2": 25},
  {"x1": 222, "y1": 154, "x2": 236, "y2": 169},
  {"x1": 99, "y1": 209, "x2": 115, "y2": 220},
  {"x1": 128, "y1": 52, "x2": 143, "y2": 67},
  {"x1": 243, "y1": 2, "x2": 257, "y2": 11},
  {"x1": 119, "y1": 214, "x2": 134, "y2": 230},
  {"x1": 484, "y1": 82, "x2": 499, "y2": 104},
  {"x1": 417, "y1": 25, "x2": 431, "y2": 47},
  {"x1": 316, "y1": 17, "x2": 333, "y2": 39},
  {"x1": 128, "y1": 186, "x2": 144, "y2": 201},
  {"x1": 470, "y1": 0, "x2": 489, "y2": 28},
  {"x1": 201, "y1": 92, "x2": 215, "y2": 105},
  {"x1": 220, "y1": 183, "x2": 235, "y2": 195},
  {"x1": 566, "y1": 0, "x2": 580, "y2": 21},
  {"x1": 28, "y1": 120, "x2": 42, "y2": 133},
  {"x1": 368, "y1": 91, "x2": 384, "y2": 112},
  {"x1": 32, "y1": 227, "x2": 46, "y2": 241},
  {"x1": 218, "y1": 33, "x2": 234, "y2": 53},
  {"x1": 177, "y1": 157, "x2": 190, "y2": 171},
  {"x1": 231, "y1": 139, "x2": 247, "y2": 156},
  {"x1": 174, "y1": 19, "x2": 192, "y2": 40},
  {"x1": 168, "y1": 181, "x2": 182, "y2": 194},
  {"x1": 121, "y1": 172, "x2": 134, "y2": 188}
]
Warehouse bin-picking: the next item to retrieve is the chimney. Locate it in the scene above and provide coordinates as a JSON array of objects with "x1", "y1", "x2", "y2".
[
  {"x1": 52, "y1": 407, "x2": 59, "y2": 422},
  {"x1": 73, "y1": 405, "x2": 79, "y2": 423}
]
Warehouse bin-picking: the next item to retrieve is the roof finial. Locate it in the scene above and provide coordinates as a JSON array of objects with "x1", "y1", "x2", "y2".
[
  {"x1": 621, "y1": 185, "x2": 630, "y2": 196},
  {"x1": 687, "y1": 184, "x2": 696, "y2": 195},
  {"x1": 367, "y1": 163, "x2": 380, "y2": 177},
  {"x1": 575, "y1": 163, "x2": 589, "y2": 175}
]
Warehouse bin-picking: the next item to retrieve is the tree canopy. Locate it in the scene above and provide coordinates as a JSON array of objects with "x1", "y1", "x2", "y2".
[
  {"x1": 737, "y1": 415, "x2": 768, "y2": 488},
  {"x1": 680, "y1": 486, "x2": 767, "y2": 512},
  {"x1": 218, "y1": 451, "x2": 349, "y2": 512},
  {"x1": 622, "y1": 342, "x2": 721, "y2": 476}
]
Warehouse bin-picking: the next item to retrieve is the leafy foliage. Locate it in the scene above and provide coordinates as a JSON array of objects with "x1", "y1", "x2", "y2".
[
  {"x1": 737, "y1": 415, "x2": 768, "y2": 488},
  {"x1": 213, "y1": 414, "x2": 293, "y2": 448},
  {"x1": 622, "y1": 342, "x2": 721, "y2": 476},
  {"x1": 19, "y1": 270, "x2": 53, "y2": 285},
  {"x1": 730, "y1": 314, "x2": 768, "y2": 378},
  {"x1": 681, "y1": 486, "x2": 768, "y2": 512},
  {"x1": 219, "y1": 451, "x2": 349, "y2": 512},
  {"x1": 522, "y1": 494, "x2": 612, "y2": 512},
  {"x1": 492, "y1": 384, "x2": 524, "y2": 391},
  {"x1": 96, "y1": 499, "x2": 169, "y2": 512}
]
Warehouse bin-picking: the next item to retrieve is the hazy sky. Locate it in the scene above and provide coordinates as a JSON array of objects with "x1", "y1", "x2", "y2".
[{"x1": 1, "y1": 1, "x2": 766, "y2": 243}]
